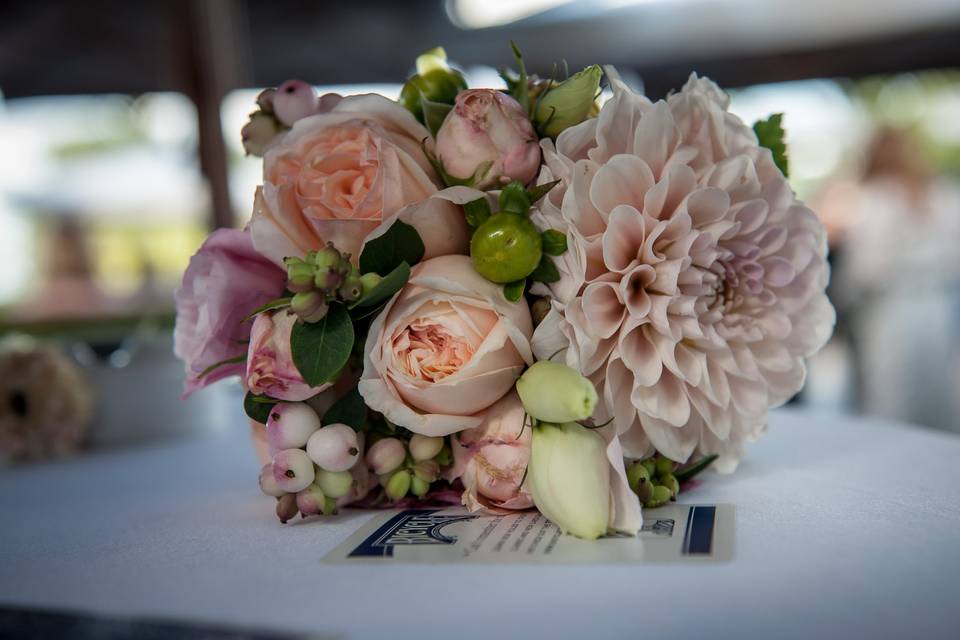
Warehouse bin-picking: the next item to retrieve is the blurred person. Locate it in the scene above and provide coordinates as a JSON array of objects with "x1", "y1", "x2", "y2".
[{"x1": 832, "y1": 126, "x2": 960, "y2": 432}]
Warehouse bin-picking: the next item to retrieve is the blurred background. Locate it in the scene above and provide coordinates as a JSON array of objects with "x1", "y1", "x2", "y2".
[{"x1": 1, "y1": 0, "x2": 959, "y2": 454}]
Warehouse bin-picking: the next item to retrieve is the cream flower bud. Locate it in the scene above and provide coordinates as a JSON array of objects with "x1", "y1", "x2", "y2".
[
  {"x1": 409, "y1": 434, "x2": 444, "y2": 462},
  {"x1": 305, "y1": 424, "x2": 360, "y2": 472},
  {"x1": 515, "y1": 361, "x2": 598, "y2": 423},
  {"x1": 316, "y1": 469, "x2": 354, "y2": 499},
  {"x1": 533, "y1": 64, "x2": 602, "y2": 139},
  {"x1": 271, "y1": 448, "x2": 315, "y2": 493},
  {"x1": 266, "y1": 403, "x2": 321, "y2": 451},
  {"x1": 528, "y1": 422, "x2": 610, "y2": 539},
  {"x1": 365, "y1": 437, "x2": 406, "y2": 475},
  {"x1": 273, "y1": 79, "x2": 319, "y2": 126}
]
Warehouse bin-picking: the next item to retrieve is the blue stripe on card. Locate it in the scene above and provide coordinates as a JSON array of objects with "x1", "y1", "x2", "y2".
[{"x1": 682, "y1": 506, "x2": 716, "y2": 555}]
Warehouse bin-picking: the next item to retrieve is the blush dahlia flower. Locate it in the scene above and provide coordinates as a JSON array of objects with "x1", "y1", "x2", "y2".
[{"x1": 530, "y1": 73, "x2": 835, "y2": 472}]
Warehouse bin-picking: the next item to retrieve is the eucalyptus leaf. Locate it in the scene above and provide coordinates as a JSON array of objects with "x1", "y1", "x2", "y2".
[
  {"x1": 290, "y1": 303, "x2": 354, "y2": 387},
  {"x1": 321, "y1": 386, "x2": 369, "y2": 430},
  {"x1": 358, "y1": 220, "x2": 425, "y2": 276},
  {"x1": 352, "y1": 262, "x2": 410, "y2": 309}
]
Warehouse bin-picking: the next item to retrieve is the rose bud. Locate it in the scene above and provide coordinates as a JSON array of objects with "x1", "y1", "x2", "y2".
[
  {"x1": 409, "y1": 434, "x2": 444, "y2": 462},
  {"x1": 528, "y1": 422, "x2": 610, "y2": 539},
  {"x1": 305, "y1": 424, "x2": 360, "y2": 472},
  {"x1": 258, "y1": 463, "x2": 284, "y2": 497},
  {"x1": 398, "y1": 47, "x2": 468, "y2": 121},
  {"x1": 435, "y1": 89, "x2": 540, "y2": 190},
  {"x1": 276, "y1": 493, "x2": 299, "y2": 523},
  {"x1": 241, "y1": 111, "x2": 283, "y2": 157},
  {"x1": 266, "y1": 403, "x2": 322, "y2": 451},
  {"x1": 271, "y1": 448, "x2": 315, "y2": 493},
  {"x1": 365, "y1": 437, "x2": 406, "y2": 475},
  {"x1": 246, "y1": 310, "x2": 329, "y2": 401},
  {"x1": 533, "y1": 64, "x2": 602, "y2": 139},
  {"x1": 316, "y1": 469, "x2": 354, "y2": 499},
  {"x1": 515, "y1": 361, "x2": 598, "y2": 423},
  {"x1": 385, "y1": 469, "x2": 412, "y2": 501},
  {"x1": 273, "y1": 79, "x2": 319, "y2": 127},
  {"x1": 295, "y1": 483, "x2": 326, "y2": 516}
]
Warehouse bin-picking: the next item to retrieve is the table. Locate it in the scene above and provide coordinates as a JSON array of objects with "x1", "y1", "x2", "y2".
[{"x1": 2, "y1": 408, "x2": 959, "y2": 639}]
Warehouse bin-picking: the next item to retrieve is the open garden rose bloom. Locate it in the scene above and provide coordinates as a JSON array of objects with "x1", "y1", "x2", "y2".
[
  {"x1": 359, "y1": 255, "x2": 534, "y2": 436},
  {"x1": 251, "y1": 93, "x2": 468, "y2": 264}
]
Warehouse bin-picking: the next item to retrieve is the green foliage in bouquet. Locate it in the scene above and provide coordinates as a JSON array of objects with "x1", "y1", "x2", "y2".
[{"x1": 753, "y1": 113, "x2": 789, "y2": 177}]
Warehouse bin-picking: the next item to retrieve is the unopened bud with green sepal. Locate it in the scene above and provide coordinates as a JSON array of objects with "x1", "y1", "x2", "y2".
[{"x1": 534, "y1": 65, "x2": 602, "y2": 139}]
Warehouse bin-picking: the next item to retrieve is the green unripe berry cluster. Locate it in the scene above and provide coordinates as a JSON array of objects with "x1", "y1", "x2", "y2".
[
  {"x1": 283, "y1": 243, "x2": 382, "y2": 323},
  {"x1": 627, "y1": 455, "x2": 680, "y2": 508}
]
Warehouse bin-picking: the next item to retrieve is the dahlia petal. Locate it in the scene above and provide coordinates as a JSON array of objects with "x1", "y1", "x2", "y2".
[
  {"x1": 602, "y1": 204, "x2": 646, "y2": 273},
  {"x1": 582, "y1": 281, "x2": 626, "y2": 339},
  {"x1": 640, "y1": 414, "x2": 699, "y2": 463},
  {"x1": 590, "y1": 154, "x2": 655, "y2": 215}
]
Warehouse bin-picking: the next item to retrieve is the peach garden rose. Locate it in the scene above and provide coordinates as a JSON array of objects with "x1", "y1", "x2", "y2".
[
  {"x1": 359, "y1": 255, "x2": 534, "y2": 436},
  {"x1": 250, "y1": 93, "x2": 470, "y2": 265}
]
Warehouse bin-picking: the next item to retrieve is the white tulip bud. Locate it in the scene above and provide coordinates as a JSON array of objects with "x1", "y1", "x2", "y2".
[
  {"x1": 528, "y1": 422, "x2": 610, "y2": 539},
  {"x1": 516, "y1": 361, "x2": 598, "y2": 423}
]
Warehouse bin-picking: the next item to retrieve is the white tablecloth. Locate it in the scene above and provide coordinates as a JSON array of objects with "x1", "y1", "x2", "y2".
[{"x1": 2, "y1": 408, "x2": 959, "y2": 639}]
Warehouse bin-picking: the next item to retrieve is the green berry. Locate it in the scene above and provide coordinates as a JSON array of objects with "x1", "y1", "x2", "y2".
[
  {"x1": 645, "y1": 485, "x2": 672, "y2": 508},
  {"x1": 385, "y1": 470, "x2": 412, "y2": 501},
  {"x1": 655, "y1": 456, "x2": 675, "y2": 477},
  {"x1": 410, "y1": 475, "x2": 430, "y2": 498},
  {"x1": 314, "y1": 244, "x2": 341, "y2": 269},
  {"x1": 658, "y1": 473, "x2": 679, "y2": 499},
  {"x1": 626, "y1": 461, "x2": 651, "y2": 493},
  {"x1": 470, "y1": 212, "x2": 543, "y2": 283}
]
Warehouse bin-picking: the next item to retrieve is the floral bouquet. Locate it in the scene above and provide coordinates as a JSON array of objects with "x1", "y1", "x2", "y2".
[{"x1": 174, "y1": 46, "x2": 833, "y2": 539}]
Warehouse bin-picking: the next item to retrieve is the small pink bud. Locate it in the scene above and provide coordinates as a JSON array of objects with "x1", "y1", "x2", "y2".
[
  {"x1": 273, "y1": 80, "x2": 318, "y2": 126},
  {"x1": 306, "y1": 424, "x2": 360, "y2": 472},
  {"x1": 365, "y1": 437, "x2": 406, "y2": 475},
  {"x1": 271, "y1": 448, "x2": 315, "y2": 493},
  {"x1": 259, "y1": 463, "x2": 284, "y2": 497},
  {"x1": 266, "y1": 403, "x2": 321, "y2": 450}
]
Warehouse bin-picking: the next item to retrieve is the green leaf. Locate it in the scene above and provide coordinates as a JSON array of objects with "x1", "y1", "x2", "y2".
[
  {"x1": 503, "y1": 279, "x2": 526, "y2": 302},
  {"x1": 290, "y1": 303, "x2": 355, "y2": 387},
  {"x1": 509, "y1": 41, "x2": 531, "y2": 114},
  {"x1": 541, "y1": 229, "x2": 568, "y2": 256},
  {"x1": 244, "y1": 392, "x2": 276, "y2": 424},
  {"x1": 675, "y1": 454, "x2": 719, "y2": 483},
  {"x1": 351, "y1": 262, "x2": 410, "y2": 309},
  {"x1": 753, "y1": 113, "x2": 789, "y2": 177},
  {"x1": 421, "y1": 98, "x2": 453, "y2": 138},
  {"x1": 463, "y1": 197, "x2": 491, "y2": 228},
  {"x1": 528, "y1": 255, "x2": 560, "y2": 283},
  {"x1": 243, "y1": 296, "x2": 292, "y2": 322},
  {"x1": 526, "y1": 179, "x2": 561, "y2": 205},
  {"x1": 499, "y1": 181, "x2": 531, "y2": 215},
  {"x1": 359, "y1": 220, "x2": 425, "y2": 276},
  {"x1": 321, "y1": 386, "x2": 369, "y2": 430}
]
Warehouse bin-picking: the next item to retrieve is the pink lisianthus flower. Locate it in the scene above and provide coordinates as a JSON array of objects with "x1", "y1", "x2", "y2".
[
  {"x1": 174, "y1": 228, "x2": 286, "y2": 398},
  {"x1": 246, "y1": 309, "x2": 330, "y2": 401}
]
